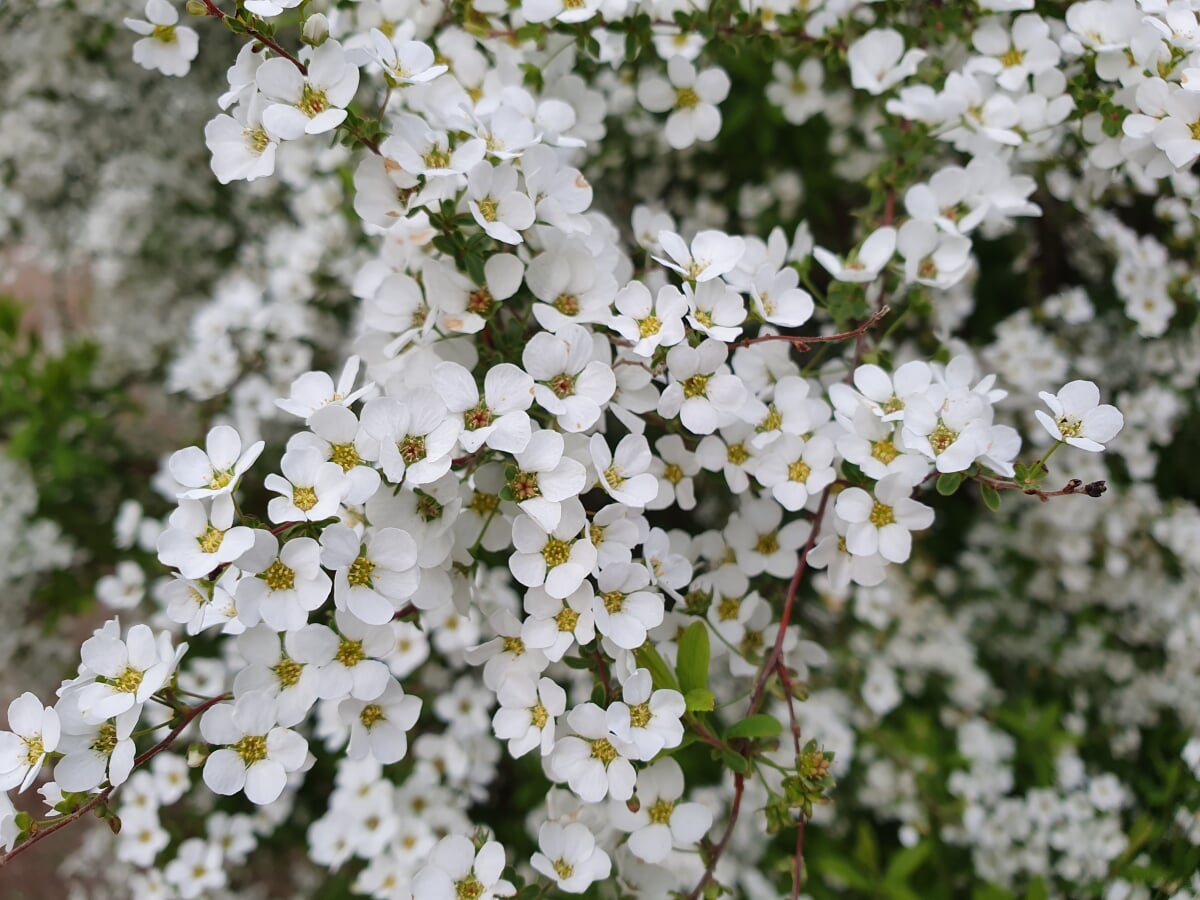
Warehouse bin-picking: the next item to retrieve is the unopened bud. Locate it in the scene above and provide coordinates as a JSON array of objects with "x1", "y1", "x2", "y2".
[
  {"x1": 302, "y1": 14, "x2": 330, "y2": 47},
  {"x1": 185, "y1": 0, "x2": 208, "y2": 15},
  {"x1": 186, "y1": 743, "x2": 209, "y2": 768}
]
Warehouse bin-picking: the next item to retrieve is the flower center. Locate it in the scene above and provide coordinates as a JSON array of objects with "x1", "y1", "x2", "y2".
[
  {"x1": 423, "y1": 147, "x2": 451, "y2": 169},
  {"x1": 663, "y1": 463, "x2": 684, "y2": 484},
  {"x1": 209, "y1": 469, "x2": 233, "y2": 490},
  {"x1": 21, "y1": 735, "x2": 44, "y2": 766},
  {"x1": 590, "y1": 737, "x2": 618, "y2": 764},
  {"x1": 999, "y1": 47, "x2": 1025, "y2": 67},
  {"x1": 638, "y1": 315, "x2": 661, "y2": 337},
  {"x1": 298, "y1": 83, "x2": 330, "y2": 118},
  {"x1": 468, "y1": 491, "x2": 499, "y2": 516},
  {"x1": 553, "y1": 858, "x2": 575, "y2": 880},
  {"x1": 648, "y1": 798, "x2": 675, "y2": 824},
  {"x1": 464, "y1": 403, "x2": 493, "y2": 431},
  {"x1": 755, "y1": 533, "x2": 780, "y2": 555},
  {"x1": 336, "y1": 637, "x2": 366, "y2": 667},
  {"x1": 530, "y1": 701, "x2": 549, "y2": 728},
  {"x1": 603, "y1": 464, "x2": 625, "y2": 489},
  {"x1": 694, "y1": 309, "x2": 714, "y2": 327},
  {"x1": 758, "y1": 405, "x2": 783, "y2": 433},
  {"x1": 510, "y1": 470, "x2": 541, "y2": 501},
  {"x1": 542, "y1": 538, "x2": 571, "y2": 567},
  {"x1": 929, "y1": 422, "x2": 958, "y2": 454},
  {"x1": 455, "y1": 874, "x2": 484, "y2": 900},
  {"x1": 869, "y1": 501, "x2": 896, "y2": 527},
  {"x1": 416, "y1": 491, "x2": 444, "y2": 521},
  {"x1": 477, "y1": 198, "x2": 498, "y2": 222},
  {"x1": 398, "y1": 434, "x2": 427, "y2": 465},
  {"x1": 717, "y1": 595, "x2": 740, "y2": 621},
  {"x1": 151, "y1": 23, "x2": 177, "y2": 43},
  {"x1": 91, "y1": 723, "x2": 119, "y2": 756},
  {"x1": 467, "y1": 289, "x2": 494, "y2": 316},
  {"x1": 871, "y1": 438, "x2": 898, "y2": 463},
  {"x1": 502, "y1": 636, "x2": 525, "y2": 656},
  {"x1": 553, "y1": 293, "x2": 579, "y2": 316},
  {"x1": 726, "y1": 443, "x2": 748, "y2": 465},
  {"x1": 556, "y1": 607, "x2": 579, "y2": 632},
  {"x1": 602, "y1": 590, "x2": 625, "y2": 614},
  {"x1": 676, "y1": 86, "x2": 700, "y2": 109},
  {"x1": 235, "y1": 734, "x2": 268, "y2": 764},
  {"x1": 359, "y1": 704, "x2": 386, "y2": 729},
  {"x1": 548, "y1": 372, "x2": 577, "y2": 398},
  {"x1": 115, "y1": 666, "x2": 144, "y2": 694},
  {"x1": 348, "y1": 555, "x2": 375, "y2": 587},
  {"x1": 882, "y1": 396, "x2": 904, "y2": 414},
  {"x1": 292, "y1": 485, "x2": 318, "y2": 511},
  {"x1": 198, "y1": 525, "x2": 225, "y2": 554},
  {"x1": 273, "y1": 657, "x2": 303, "y2": 688},
  {"x1": 329, "y1": 443, "x2": 361, "y2": 471},
  {"x1": 262, "y1": 559, "x2": 296, "y2": 592},
  {"x1": 244, "y1": 127, "x2": 271, "y2": 154},
  {"x1": 682, "y1": 374, "x2": 709, "y2": 398},
  {"x1": 1056, "y1": 415, "x2": 1083, "y2": 438},
  {"x1": 788, "y1": 460, "x2": 811, "y2": 482},
  {"x1": 628, "y1": 702, "x2": 651, "y2": 728}
]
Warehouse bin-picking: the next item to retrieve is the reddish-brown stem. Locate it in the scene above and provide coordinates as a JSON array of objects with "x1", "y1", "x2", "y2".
[
  {"x1": 592, "y1": 648, "x2": 613, "y2": 703},
  {"x1": 730, "y1": 306, "x2": 890, "y2": 353},
  {"x1": 747, "y1": 488, "x2": 830, "y2": 715},
  {"x1": 973, "y1": 474, "x2": 1107, "y2": 502},
  {"x1": 0, "y1": 693, "x2": 230, "y2": 868},
  {"x1": 199, "y1": 1, "x2": 308, "y2": 74},
  {"x1": 685, "y1": 771, "x2": 745, "y2": 900}
]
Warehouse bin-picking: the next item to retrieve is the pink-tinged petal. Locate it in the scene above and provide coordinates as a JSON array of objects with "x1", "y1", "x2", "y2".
[{"x1": 203, "y1": 749, "x2": 247, "y2": 795}]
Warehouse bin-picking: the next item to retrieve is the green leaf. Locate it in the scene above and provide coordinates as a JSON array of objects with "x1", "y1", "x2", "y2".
[
  {"x1": 936, "y1": 471, "x2": 964, "y2": 496},
  {"x1": 634, "y1": 644, "x2": 680, "y2": 692},
  {"x1": 883, "y1": 841, "x2": 931, "y2": 884},
  {"x1": 676, "y1": 621, "x2": 711, "y2": 694},
  {"x1": 816, "y1": 855, "x2": 873, "y2": 890},
  {"x1": 718, "y1": 748, "x2": 751, "y2": 774},
  {"x1": 854, "y1": 821, "x2": 880, "y2": 874},
  {"x1": 684, "y1": 688, "x2": 715, "y2": 712},
  {"x1": 725, "y1": 714, "x2": 783, "y2": 740},
  {"x1": 980, "y1": 482, "x2": 1002, "y2": 511}
]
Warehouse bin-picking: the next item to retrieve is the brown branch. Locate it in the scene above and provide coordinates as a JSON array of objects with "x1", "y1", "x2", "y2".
[
  {"x1": 199, "y1": 1, "x2": 308, "y2": 75},
  {"x1": 974, "y1": 475, "x2": 1107, "y2": 502},
  {"x1": 0, "y1": 693, "x2": 230, "y2": 868},
  {"x1": 685, "y1": 771, "x2": 745, "y2": 900},
  {"x1": 730, "y1": 306, "x2": 890, "y2": 353}
]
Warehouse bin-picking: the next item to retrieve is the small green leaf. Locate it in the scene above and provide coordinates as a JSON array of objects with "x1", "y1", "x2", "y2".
[
  {"x1": 725, "y1": 714, "x2": 783, "y2": 740},
  {"x1": 676, "y1": 620, "x2": 711, "y2": 694},
  {"x1": 634, "y1": 644, "x2": 680, "y2": 692},
  {"x1": 980, "y1": 482, "x2": 1001, "y2": 511},
  {"x1": 684, "y1": 688, "x2": 715, "y2": 712},
  {"x1": 718, "y1": 748, "x2": 751, "y2": 774},
  {"x1": 936, "y1": 471, "x2": 964, "y2": 496}
]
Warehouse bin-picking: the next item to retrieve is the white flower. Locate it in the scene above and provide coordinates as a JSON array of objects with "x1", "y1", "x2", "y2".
[
  {"x1": 265, "y1": 447, "x2": 350, "y2": 523},
  {"x1": 647, "y1": 435, "x2": 701, "y2": 511},
  {"x1": 164, "y1": 839, "x2": 226, "y2": 899},
  {"x1": 204, "y1": 92, "x2": 278, "y2": 185},
  {"x1": 637, "y1": 57, "x2": 731, "y2": 150},
  {"x1": 766, "y1": 58, "x2": 826, "y2": 125},
  {"x1": 244, "y1": 0, "x2": 300, "y2": 15},
  {"x1": 835, "y1": 473, "x2": 934, "y2": 564},
  {"x1": 170, "y1": 426, "x2": 264, "y2": 501},
  {"x1": 356, "y1": 28, "x2": 446, "y2": 86},
  {"x1": 522, "y1": 583, "x2": 596, "y2": 662},
  {"x1": 433, "y1": 361, "x2": 535, "y2": 454},
  {"x1": 749, "y1": 264, "x2": 814, "y2": 328},
  {"x1": 52, "y1": 703, "x2": 138, "y2": 793},
  {"x1": 359, "y1": 391, "x2": 462, "y2": 486},
  {"x1": 897, "y1": 220, "x2": 972, "y2": 289},
  {"x1": 257, "y1": 40, "x2": 360, "y2": 140},
  {"x1": 313, "y1": 612, "x2": 395, "y2": 700},
  {"x1": 492, "y1": 675, "x2": 567, "y2": 757},
  {"x1": 610, "y1": 757, "x2": 712, "y2": 862},
  {"x1": 531, "y1": 821, "x2": 612, "y2": 893},
  {"x1": 467, "y1": 162, "x2": 535, "y2": 245},
  {"x1": 510, "y1": 499, "x2": 598, "y2": 600},
  {"x1": 1035, "y1": 380, "x2": 1124, "y2": 452},
  {"x1": 288, "y1": 404, "x2": 381, "y2": 504},
  {"x1": 606, "y1": 668, "x2": 685, "y2": 760},
  {"x1": 756, "y1": 434, "x2": 838, "y2": 511},
  {"x1": 201, "y1": 693, "x2": 308, "y2": 806},
  {"x1": 523, "y1": 325, "x2": 616, "y2": 433},
  {"x1": 590, "y1": 434, "x2": 659, "y2": 508},
  {"x1": 847, "y1": 29, "x2": 926, "y2": 95},
  {"x1": 611, "y1": 282, "x2": 689, "y2": 357},
  {"x1": 658, "y1": 339, "x2": 748, "y2": 435},
  {"x1": 814, "y1": 227, "x2": 897, "y2": 283},
  {"x1": 549, "y1": 703, "x2": 637, "y2": 802},
  {"x1": 0, "y1": 693, "x2": 60, "y2": 792},
  {"x1": 321, "y1": 524, "x2": 420, "y2": 624},
  {"x1": 507, "y1": 429, "x2": 588, "y2": 532},
  {"x1": 157, "y1": 494, "x2": 256, "y2": 580},
  {"x1": 233, "y1": 625, "x2": 328, "y2": 727},
  {"x1": 726, "y1": 497, "x2": 810, "y2": 578},
  {"x1": 654, "y1": 230, "x2": 745, "y2": 284},
  {"x1": 275, "y1": 356, "x2": 374, "y2": 420},
  {"x1": 125, "y1": 0, "x2": 199, "y2": 78},
  {"x1": 412, "y1": 836, "x2": 515, "y2": 899},
  {"x1": 522, "y1": 0, "x2": 603, "y2": 24},
  {"x1": 235, "y1": 532, "x2": 331, "y2": 633},
  {"x1": 71, "y1": 623, "x2": 183, "y2": 723},
  {"x1": 340, "y1": 679, "x2": 422, "y2": 764},
  {"x1": 593, "y1": 563, "x2": 664, "y2": 650}
]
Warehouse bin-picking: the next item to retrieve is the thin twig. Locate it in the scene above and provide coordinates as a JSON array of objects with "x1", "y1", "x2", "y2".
[
  {"x1": 1, "y1": 693, "x2": 230, "y2": 867},
  {"x1": 730, "y1": 306, "x2": 890, "y2": 353},
  {"x1": 199, "y1": 1, "x2": 308, "y2": 75}
]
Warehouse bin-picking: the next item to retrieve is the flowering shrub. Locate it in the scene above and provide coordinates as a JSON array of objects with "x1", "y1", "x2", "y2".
[{"x1": 3, "y1": 0, "x2": 1200, "y2": 898}]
